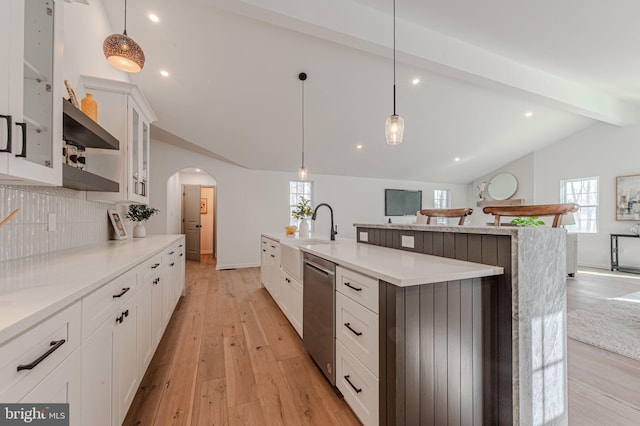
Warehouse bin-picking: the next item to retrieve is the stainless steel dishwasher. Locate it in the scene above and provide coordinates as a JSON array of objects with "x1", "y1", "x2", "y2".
[{"x1": 303, "y1": 252, "x2": 336, "y2": 385}]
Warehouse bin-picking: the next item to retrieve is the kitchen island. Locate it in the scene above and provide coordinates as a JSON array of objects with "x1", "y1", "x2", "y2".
[{"x1": 263, "y1": 223, "x2": 567, "y2": 426}]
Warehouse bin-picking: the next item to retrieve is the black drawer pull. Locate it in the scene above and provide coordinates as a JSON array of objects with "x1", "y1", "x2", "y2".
[
  {"x1": 262, "y1": 249, "x2": 266, "y2": 252},
  {"x1": 169, "y1": 251, "x2": 175, "y2": 255},
  {"x1": 285, "y1": 277, "x2": 291, "y2": 283},
  {"x1": 344, "y1": 282, "x2": 362, "y2": 292},
  {"x1": 0, "y1": 114, "x2": 12, "y2": 153},
  {"x1": 179, "y1": 244, "x2": 183, "y2": 248},
  {"x1": 123, "y1": 309, "x2": 129, "y2": 318},
  {"x1": 153, "y1": 278, "x2": 159, "y2": 285},
  {"x1": 151, "y1": 263, "x2": 160, "y2": 269},
  {"x1": 112, "y1": 287, "x2": 130, "y2": 298},
  {"x1": 344, "y1": 375, "x2": 362, "y2": 393},
  {"x1": 270, "y1": 254, "x2": 275, "y2": 258},
  {"x1": 170, "y1": 262, "x2": 175, "y2": 267},
  {"x1": 17, "y1": 339, "x2": 66, "y2": 371},
  {"x1": 15, "y1": 122, "x2": 26, "y2": 158},
  {"x1": 179, "y1": 253, "x2": 183, "y2": 257},
  {"x1": 116, "y1": 314, "x2": 123, "y2": 324},
  {"x1": 344, "y1": 323, "x2": 363, "y2": 336}
]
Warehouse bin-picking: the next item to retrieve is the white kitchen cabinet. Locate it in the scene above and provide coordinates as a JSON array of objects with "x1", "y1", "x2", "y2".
[
  {"x1": 278, "y1": 269, "x2": 292, "y2": 319},
  {"x1": 136, "y1": 280, "x2": 154, "y2": 372},
  {"x1": 567, "y1": 232, "x2": 578, "y2": 277},
  {"x1": 260, "y1": 237, "x2": 280, "y2": 299},
  {"x1": 112, "y1": 299, "x2": 138, "y2": 426},
  {"x1": 81, "y1": 316, "x2": 113, "y2": 426},
  {"x1": 0, "y1": 0, "x2": 63, "y2": 185},
  {"x1": 21, "y1": 349, "x2": 81, "y2": 426},
  {"x1": 81, "y1": 76, "x2": 157, "y2": 204},
  {"x1": 289, "y1": 276, "x2": 303, "y2": 338}
]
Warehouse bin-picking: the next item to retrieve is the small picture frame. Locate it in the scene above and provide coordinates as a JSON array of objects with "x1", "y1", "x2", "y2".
[
  {"x1": 200, "y1": 198, "x2": 207, "y2": 214},
  {"x1": 64, "y1": 79, "x2": 79, "y2": 108},
  {"x1": 108, "y1": 209, "x2": 128, "y2": 240}
]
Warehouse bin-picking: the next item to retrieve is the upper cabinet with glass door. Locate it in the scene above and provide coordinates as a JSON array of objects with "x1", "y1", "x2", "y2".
[
  {"x1": 0, "y1": 0, "x2": 63, "y2": 185},
  {"x1": 81, "y1": 76, "x2": 157, "y2": 204}
]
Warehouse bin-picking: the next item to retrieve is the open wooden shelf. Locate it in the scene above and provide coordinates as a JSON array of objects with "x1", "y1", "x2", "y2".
[
  {"x1": 62, "y1": 99, "x2": 119, "y2": 150},
  {"x1": 62, "y1": 164, "x2": 119, "y2": 192}
]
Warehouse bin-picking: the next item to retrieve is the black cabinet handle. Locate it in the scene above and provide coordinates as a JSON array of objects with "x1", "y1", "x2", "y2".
[
  {"x1": 179, "y1": 253, "x2": 183, "y2": 257},
  {"x1": 168, "y1": 251, "x2": 175, "y2": 255},
  {"x1": 151, "y1": 263, "x2": 160, "y2": 269},
  {"x1": 15, "y1": 122, "x2": 26, "y2": 158},
  {"x1": 112, "y1": 287, "x2": 130, "y2": 298},
  {"x1": 153, "y1": 278, "x2": 159, "y2": 285},
  {"x1": 270, "y1": 254, "x2": 275, "y2": 258},
  {"x1": 17, "y1": 339, "x2": 66, "y2": 371},
  {"x1": 262, "y1": 249, "x2": 266, "y2": 252},
  {"x1": 116, "y1": 314, "x2": 123, "y2": 324},
  {"x1": 169, "y1": 262, "x2": 175, "y2": 267},
  {"x1": 344, "y1": 375, "x2": 362, "y2": 393},
  {"x1": 344, "y1": 282, "x2": 362, "y2": 292},
  {"x1": 344, "y1": 323, "x2": 363, "y2": 336},
  {"x1": 179, "y1": 244, "x2": 183, "y2": 248},
  {"x1": 0, "y1": 114, "x2": 11, "y2": 153},
  {"x1": 123, "y1": 309, "x2": 129, "y2": 318},
  {"x1": 285, "y1": 277, "x2": 291, "y2": 283}
]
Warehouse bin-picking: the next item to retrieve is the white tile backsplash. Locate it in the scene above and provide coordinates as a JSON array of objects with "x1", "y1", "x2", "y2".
[{"x1": 0, "y1": 185, "x2": 113, "y2": 262}]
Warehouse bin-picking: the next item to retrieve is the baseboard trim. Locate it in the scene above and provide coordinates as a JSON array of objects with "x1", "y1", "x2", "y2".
[{"x1": 216, "y1": 262, "x2": 260, "y2": 270}]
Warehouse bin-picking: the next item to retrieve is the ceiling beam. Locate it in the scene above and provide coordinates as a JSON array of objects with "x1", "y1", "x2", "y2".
[{"x1": 207, "y1": 0, "x2": 638, "y2": 126}]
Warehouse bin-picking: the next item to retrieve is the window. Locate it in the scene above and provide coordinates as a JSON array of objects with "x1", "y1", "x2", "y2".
[
  {"x1": 433, "y1": 189, "x2": 450, "y2": 225},
  {"x1": 289, "y1": 180, "x2": 313, "y2": 226},
  {"x1": 561, "y1": 177, "x2": 598, "y2": 233}
]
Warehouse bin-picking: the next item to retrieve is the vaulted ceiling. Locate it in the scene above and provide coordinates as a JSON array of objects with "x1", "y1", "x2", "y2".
[{"x1": 102, "y1": 0, "x2": 640, "y2": 184}]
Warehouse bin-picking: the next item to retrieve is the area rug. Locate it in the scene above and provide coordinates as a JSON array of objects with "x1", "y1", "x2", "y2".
[{"x1": 567, "y1": 291, "x2": 640, "y2": 361}]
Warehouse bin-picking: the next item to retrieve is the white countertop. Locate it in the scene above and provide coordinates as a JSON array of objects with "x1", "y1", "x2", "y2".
[
  {"x1": 299, "y1": 241, "x2": 503, "y2": 287},
  {"x1": 0, "y1": 235, "x2": 183, "y2": 344}
]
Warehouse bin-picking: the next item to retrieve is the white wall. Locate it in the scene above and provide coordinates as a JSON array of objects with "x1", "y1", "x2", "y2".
[
  {"x1": 147, "y1": 140, "x2": 470, "y2": 269},
  {"x1": 534, "y1": 121, "x2": 640, "y2": 269}
]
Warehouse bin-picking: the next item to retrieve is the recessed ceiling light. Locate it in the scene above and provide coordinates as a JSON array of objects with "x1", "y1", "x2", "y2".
[
  {"x1": 160, "y1": 70, "x2": 169, "y2": 77},
  {"x1": 454, "y1": 157, "x2": 460, "y2": 162},
  {"x1": 525, "y1": 111, "x2": 534, "y2": 118},
  {"x1": 149, "y1": 14, "x2": 159, "y2": 23},
  {"x1": 195, "y1": 168, "x2": 201, "y2": 172},
  {"x1": 356, "y1": 144, "x2": 363, "y2": 150},
  {"x1": 412, "y1": 78, "x2": 420, "y2": 85}
]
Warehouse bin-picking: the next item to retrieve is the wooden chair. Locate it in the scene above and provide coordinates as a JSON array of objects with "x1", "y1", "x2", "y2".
[
  {"x1": 418, "y1": 208, "x2": 473, "y2": 225},
  {"x1": 482, "y1": 203, "x2": 579, "y2": 227}
]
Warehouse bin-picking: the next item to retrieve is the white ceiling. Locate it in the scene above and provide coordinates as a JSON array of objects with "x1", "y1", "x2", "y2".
[{"x1": 102, "y1": 0, "x2": 640, "y2": 184}]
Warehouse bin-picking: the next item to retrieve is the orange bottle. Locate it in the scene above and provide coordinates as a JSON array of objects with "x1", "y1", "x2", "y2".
[{"x1": 81, "y1": 93, "x2": 98, "y2": 122}]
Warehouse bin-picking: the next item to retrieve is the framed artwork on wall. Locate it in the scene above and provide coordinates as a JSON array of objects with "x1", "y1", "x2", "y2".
[
  {"x1": 108, "y1": 209, "x2": 128, "y2": 240},
  {"x1": 616, "y1": 174, "x2": 640, "y2": 220},
  {"x1": 200, "y1": 198, "x2": 207, "y2": 214}
]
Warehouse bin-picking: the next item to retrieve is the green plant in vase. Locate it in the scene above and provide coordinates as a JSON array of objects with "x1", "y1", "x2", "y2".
[
  {"x1": 126, "y1": 204, "x2": 159, "y2": 238},
  {"x1": 292, "y1": 197, "x2": 313, "y2": 237}
]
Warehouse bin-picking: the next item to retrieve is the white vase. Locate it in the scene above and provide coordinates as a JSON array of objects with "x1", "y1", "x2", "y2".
[
  {"x1": 133, "y1": 222, "x2": 146, "y2": 238},
  {"x1": 298, "y1": 218, "x2": 310, "y2": 238}
]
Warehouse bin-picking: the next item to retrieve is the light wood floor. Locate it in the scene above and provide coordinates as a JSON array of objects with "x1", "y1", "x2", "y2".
[{"x1": 125, "y1": 258, "x2": 640, "y2": 425}]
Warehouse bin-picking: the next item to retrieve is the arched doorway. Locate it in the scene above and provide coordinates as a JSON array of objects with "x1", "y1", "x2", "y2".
[{"x1": 166, "y1": 168, "x2": 217, "y2": 262}]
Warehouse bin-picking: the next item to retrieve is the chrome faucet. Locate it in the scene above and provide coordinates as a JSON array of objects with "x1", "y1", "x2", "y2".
[{"x1": 311, "y1": 203, "x2": 337, "y2": 241}]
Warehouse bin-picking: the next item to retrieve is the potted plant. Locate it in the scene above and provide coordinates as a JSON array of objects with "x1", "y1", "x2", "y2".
[
  {"x1": 292, "y1": 197, "x2": 314, "y2": 238},
  {"x1": 126, "y1": 204, "x2": 159, "y2": 238}
]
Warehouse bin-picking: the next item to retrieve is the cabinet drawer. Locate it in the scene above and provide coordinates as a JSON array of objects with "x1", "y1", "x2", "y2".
[
  {"x1": 336, "y1": 266, "x2": 379, "y2": 313},
  {"x1": 336, "y1": 292, "x2": 379, "y2": 376},
  {"x1": 82, "y1": 268, "x2": 137, "y2": 340},
  {"x1": 138, "y1": 254, "x2": 162, "y2": 285},
  {"x1": 0, "y1": 302, "x2": 81, "y2": 402},
  {"x1": 336, "y1": 341, "x2": 379, "y2": 426}
]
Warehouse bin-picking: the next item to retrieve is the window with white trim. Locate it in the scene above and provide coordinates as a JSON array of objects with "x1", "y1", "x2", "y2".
[
  {"x1": 289, "y1": 181, "x2": 313, "y2": 226},
  {"x1": 434, "y1": 189, "x2": 450, "y2": 225},
  {"x1": 561, "y1": 177, "x2": 598, "y2": 233}
]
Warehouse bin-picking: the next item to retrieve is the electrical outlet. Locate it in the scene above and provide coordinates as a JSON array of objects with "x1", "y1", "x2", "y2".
[
  {"x1": 48, "y1": 213, "x2": 56, "y2": 232},
  {"x1": 359, "y1": 231, "x2": 369, "y2": 242},
  {"x1": 401, "y1": 235, "x2": 414, "y2": 248}
]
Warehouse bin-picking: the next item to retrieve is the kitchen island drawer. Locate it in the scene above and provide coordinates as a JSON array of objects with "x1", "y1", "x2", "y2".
[
  {"x1": 336, "y1": 341, "x2": 379, "y2": 426},
  {"x1": 138, "y1": 254, "x2": 162, "y2": 285},
  {"x1": 336, "y1": 292, "x2": 379, "y2": 376},
  {"x1": 82, "y1": 268, "x2": 138, "y2": 340},
  {"x1": 0, "y1": 301, "x2": 81, "y2": 402},
  {"x1": 336, "y1": 266, "x2": 379, "y2": 313}
]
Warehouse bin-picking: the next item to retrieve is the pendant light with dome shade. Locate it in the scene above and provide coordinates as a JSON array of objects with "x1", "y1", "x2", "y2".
[
  {"x1": 385, "y1": 0, "x2": 404, "y2": 145},
  {"x1": 103, "y1": 0, "x2": 145, "y2": 73},
  {"x1": 298, "y1": 72, "x2": 308, "y2": 180}
]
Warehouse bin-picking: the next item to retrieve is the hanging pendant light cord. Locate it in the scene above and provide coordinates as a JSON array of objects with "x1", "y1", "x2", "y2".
[
  {"x1": 123, "y1": 0, "x2": 128, "y2": 35},
  {"x1": 301, "y1": 79, "x2": 305, "y2": 168},
  {"x1": 393, "y1": 0, "x2": 397, "y2": 116}
]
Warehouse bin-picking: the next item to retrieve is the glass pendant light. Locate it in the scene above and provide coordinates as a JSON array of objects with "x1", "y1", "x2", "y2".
[
  {"x1": 103, "y1": 0, "x2": 145, "y2": 73},
  {"x1": 298, "y1": 72, "x2": 308, "y2": 180},
  {"x1": 385, "y1": 0, "x2": 404, "y2": 144}
]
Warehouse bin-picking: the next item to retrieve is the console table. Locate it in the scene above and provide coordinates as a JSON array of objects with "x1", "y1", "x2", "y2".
[{"x1": 610, "y1": 233, "x2": 640, "y2": 273}]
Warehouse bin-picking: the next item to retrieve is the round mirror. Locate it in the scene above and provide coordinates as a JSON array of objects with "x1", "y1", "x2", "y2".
[{"x1": 488, "y1": 173, "x2": 518, "y2": 200}]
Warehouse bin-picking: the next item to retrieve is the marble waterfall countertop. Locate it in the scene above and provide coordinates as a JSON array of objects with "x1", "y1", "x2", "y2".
[
  {"x1": 0, "y1": 235, "x2": 183, "y2": 344},
  {"x1": 262, "y1": 232, "x2": 503, "y2": 287}
]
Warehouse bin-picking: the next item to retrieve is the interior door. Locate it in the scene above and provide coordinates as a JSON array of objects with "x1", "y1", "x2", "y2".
[{"x1": 183, "y1": 184, "x2": 201, "y2": 261}]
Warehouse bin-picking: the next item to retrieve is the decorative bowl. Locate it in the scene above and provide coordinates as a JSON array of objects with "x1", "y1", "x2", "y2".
[{"x1": 285, "y1": 225, "x2": 297, "y2": 236}]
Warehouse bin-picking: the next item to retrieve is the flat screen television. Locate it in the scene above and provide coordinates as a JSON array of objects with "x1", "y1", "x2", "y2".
[{"x1": 385, "y1": 189, "x2": 422, "y2": 216}]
